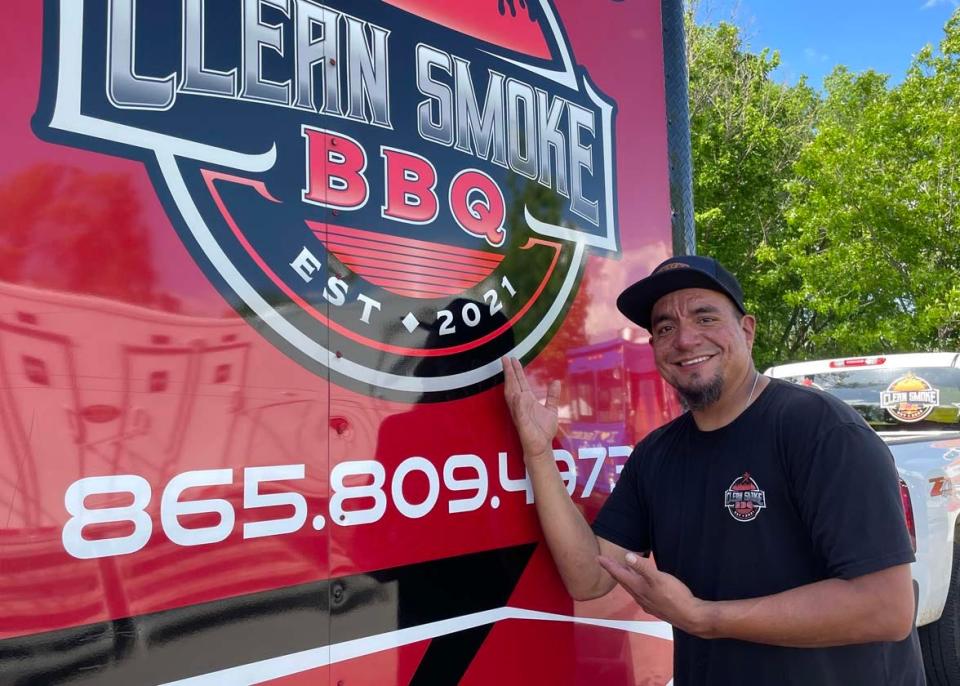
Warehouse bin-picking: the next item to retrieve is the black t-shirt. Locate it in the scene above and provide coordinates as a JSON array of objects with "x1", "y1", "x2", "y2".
[{"x1": 592, "y1": 378, "x2": 925, "y2": 686}]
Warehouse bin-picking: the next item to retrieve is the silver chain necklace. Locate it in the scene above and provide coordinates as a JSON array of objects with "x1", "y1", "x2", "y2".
[{"x1": 744, "y1": 372, "x2": 761, "y2": 413}]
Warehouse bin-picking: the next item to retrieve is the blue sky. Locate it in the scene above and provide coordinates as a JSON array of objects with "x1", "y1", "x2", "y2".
[{"x1": 695, "y1": 0, "x2": 959, "y2": 89}]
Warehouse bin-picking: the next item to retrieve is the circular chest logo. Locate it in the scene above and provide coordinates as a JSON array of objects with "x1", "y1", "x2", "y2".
[
  {"x1": 881, "y1": 373, "x2": 940, "y2": 423},
  {"x1": 36, "y1": 0, "x2": 620, "y2": 401},
  {"x1": 724, "y1": 472, "x2": 766, "y2": 523}
]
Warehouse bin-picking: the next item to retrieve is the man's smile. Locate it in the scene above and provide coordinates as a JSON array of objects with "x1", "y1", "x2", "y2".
[{"x1": 676, "y1": 354, "x2": 717, "y2": 368}]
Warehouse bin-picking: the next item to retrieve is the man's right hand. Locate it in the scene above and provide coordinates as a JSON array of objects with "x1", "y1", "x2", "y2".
[
  {"x1": 501, "y1": 356, "x2": 561, "y2": 461},
  {"x1": 501, "y1": 356, "x2": 623, "y2": 600}
]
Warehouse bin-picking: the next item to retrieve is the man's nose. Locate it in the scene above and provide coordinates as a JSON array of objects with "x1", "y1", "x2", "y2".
[{"x1": 673, "y1": 322, "x2": 701, "y2": 349}]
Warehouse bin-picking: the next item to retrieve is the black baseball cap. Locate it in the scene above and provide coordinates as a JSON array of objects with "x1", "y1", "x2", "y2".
[{"x1": 617, "y1": 255, "x2": 746, "y2": 331}]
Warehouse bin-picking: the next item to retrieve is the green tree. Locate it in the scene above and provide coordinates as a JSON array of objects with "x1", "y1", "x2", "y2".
[
  {"x1": 685, "y1": 14, "x2": 818, "y2": 368},
  {"x1": 760, "y1": 11, "x2": 960, "y2": 365},
  {"x1": 688, "y1": 8, "x2": 960, "y2": 368}
]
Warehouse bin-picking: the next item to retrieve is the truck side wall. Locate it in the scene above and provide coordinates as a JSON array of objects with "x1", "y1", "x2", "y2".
[{"x1": 0, "y1": 1, "x2": 689, "y2": 683}]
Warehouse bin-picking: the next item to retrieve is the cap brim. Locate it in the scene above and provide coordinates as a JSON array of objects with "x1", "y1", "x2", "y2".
[{"x1": 617, "y1": 269, "x2": 739, "y2": 331}]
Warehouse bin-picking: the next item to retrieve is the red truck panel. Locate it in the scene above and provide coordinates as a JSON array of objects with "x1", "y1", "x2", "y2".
[{"x1": 0, "y1": 0, "x2": 677, "y2": 683}]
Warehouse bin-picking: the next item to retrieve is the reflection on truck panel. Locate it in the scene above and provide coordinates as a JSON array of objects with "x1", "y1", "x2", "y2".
[
  {"x1": 0, "y1": 282, "x2": 336, "y2": 634},
  {"x1": 565, "y1": 338, "x2": 681, "y2": 449}
]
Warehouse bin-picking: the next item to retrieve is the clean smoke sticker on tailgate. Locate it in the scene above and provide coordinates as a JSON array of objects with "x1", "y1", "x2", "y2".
[
  {"x1": 880, "y1": 373, "x2": 940, "y2": 423},
  {"x1": 34, "y1": 0, "x2": 620, "y2": 401}
]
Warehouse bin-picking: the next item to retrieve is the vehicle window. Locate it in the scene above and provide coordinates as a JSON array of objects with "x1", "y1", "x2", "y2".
[
  {"x1": 571, "y1": 371, "x2": 595, "y2": 422},
  {"x1": 596, "y1": 368, "x2": 624, "y2": 423},
  {"x1": 784, "y1": 367, "x2": 960, "y2": 431}
]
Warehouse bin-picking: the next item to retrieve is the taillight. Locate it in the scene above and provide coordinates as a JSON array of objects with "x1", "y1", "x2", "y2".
[
  {"x1": 900, "y1": 478, "x2": 917, "y2": 553},
  {"x1": 829, "y1": 356, "x2": 886, "y2": 368}
]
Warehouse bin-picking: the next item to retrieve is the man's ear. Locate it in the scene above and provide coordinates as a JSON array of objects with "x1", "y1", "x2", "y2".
[{"x1": 740, "y1": 313, "x2": 757, "y2": 349}]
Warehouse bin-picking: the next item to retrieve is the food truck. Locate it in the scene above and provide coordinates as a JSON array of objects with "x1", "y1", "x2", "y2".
[{"x1": 0, "y1": 1, "x2": 692, "y2": 683}]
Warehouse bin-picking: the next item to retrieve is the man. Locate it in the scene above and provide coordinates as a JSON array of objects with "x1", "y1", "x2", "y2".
[{"x1": 502, "y1": 255, "x2": 924, "y2": 685}]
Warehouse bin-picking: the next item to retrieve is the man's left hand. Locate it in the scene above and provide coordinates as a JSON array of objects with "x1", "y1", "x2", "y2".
[{"x1": 597, "y1": 553, "x2": 709, "y2": 636}]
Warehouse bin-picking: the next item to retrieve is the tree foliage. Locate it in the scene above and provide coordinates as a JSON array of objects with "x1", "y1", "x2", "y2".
[{"x1": 688, "y1": 8, "x2": 960, "y2": 369}]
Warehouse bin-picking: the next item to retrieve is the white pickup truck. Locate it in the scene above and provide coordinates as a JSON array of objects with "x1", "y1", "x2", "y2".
[{"x1": 766, "y1": 353, "x2": 960, "y2": 685}]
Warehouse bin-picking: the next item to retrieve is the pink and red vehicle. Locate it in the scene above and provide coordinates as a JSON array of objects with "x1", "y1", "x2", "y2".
[{"x1": 0, "y1": 1, "x2": 693, "y2": 683}]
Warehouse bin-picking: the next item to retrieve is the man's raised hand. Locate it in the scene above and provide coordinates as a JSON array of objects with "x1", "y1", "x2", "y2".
[{"x1": 501, "y1": 356, "x2": 561, "y2": 461}]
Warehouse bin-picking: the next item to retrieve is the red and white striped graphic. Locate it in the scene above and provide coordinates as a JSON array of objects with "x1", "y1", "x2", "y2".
[{"x1": 309, "y1": 223, "x2": 505, "y2": 299}]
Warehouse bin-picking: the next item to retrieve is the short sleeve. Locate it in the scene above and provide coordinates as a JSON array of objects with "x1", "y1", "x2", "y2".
[
  {"x1": 591, "y1": 444, "x2": 651, "y2": 553},
  {"x1": 791, "y1": 422, "x2": 915, "y2": 579}
]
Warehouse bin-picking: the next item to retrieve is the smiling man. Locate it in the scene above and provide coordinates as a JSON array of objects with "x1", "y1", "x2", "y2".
[{"x1": 502, "y1": 255, "x2": 925, "y2": 685}]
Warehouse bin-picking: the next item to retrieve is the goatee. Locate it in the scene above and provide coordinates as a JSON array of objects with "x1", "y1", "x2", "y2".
[{"x1": 677, "y1": 373, "x2": 724, "y2": 411}]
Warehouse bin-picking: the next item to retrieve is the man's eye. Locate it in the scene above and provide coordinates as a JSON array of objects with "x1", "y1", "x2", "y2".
[{"x1": 655, "y1": 325, "x2": 674, "y2": 336}]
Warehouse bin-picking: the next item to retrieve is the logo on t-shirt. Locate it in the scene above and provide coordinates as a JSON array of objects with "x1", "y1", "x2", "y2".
[{"x1": 724, "y1": 472, "x2": 766, "y2": 522}]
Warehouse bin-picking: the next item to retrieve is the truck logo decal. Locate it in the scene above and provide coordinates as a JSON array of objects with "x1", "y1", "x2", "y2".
[
  {"x1": 881, "y1": 373, "x2": 940, "y2": 423},
  {"x1": 34, "y1": 0, "x2": 619, "y2": 401},
  {"x1": 724, "y1": 472, "x2": 766, "y2": 522}
]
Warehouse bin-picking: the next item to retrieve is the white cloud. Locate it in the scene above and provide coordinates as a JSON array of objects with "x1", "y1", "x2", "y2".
[
  {"x1": 803, "y1": 47, "x2": 829, "y2": 63},
  {"x1": 922, "y1": 0, "x2": 960, "y2": 9}
]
